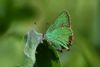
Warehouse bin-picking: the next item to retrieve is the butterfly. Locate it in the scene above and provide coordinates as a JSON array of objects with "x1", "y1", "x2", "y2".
[{"x1": 24, "y1": 10, "x2": 73, "y2": 59}]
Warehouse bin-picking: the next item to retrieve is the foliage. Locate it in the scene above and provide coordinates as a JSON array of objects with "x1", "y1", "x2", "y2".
[{"x1": 0, "y1": 0, "x2": 99, "y2": 67}]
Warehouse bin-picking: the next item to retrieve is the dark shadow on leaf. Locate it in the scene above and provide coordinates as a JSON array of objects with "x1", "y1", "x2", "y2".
[{"x1": 34, "y1": 40, "x2": 61, "y2": 67}]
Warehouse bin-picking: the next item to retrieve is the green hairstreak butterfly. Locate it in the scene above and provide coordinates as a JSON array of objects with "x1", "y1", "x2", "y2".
[{"x1": 25, "y1": 10, "x2": 73, "y2": 55}]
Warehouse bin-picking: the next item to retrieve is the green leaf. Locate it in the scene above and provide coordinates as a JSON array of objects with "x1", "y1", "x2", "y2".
[
  {"x1": 34, "y1": 40, "x2": 61, "y2": 67},
  {"x1": 22, "y1": 29, "x2": 43, "y2": 67}
]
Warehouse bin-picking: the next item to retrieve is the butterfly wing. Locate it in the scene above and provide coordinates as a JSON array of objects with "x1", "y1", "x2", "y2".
[{"x1": 46, "y1": 11, "x2": 73, "y2": 51}]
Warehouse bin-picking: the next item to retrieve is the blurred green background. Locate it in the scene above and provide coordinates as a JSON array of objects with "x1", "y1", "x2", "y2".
[{"x1": 0, "y1": 0, "x2": 99, "y2": 67}]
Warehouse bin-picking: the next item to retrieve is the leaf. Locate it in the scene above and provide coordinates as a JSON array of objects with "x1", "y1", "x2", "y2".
[
  {"x1": 22, "y1": 29, "x2": 43, "y2": 67},
  {"x1": 34, "y1": 40, "x2": 61, "y2": 67}
]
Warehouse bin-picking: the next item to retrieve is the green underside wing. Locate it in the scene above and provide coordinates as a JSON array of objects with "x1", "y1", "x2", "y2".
[{"x1": 46, "y1": 11, "x2": 73, "y2": 50}]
